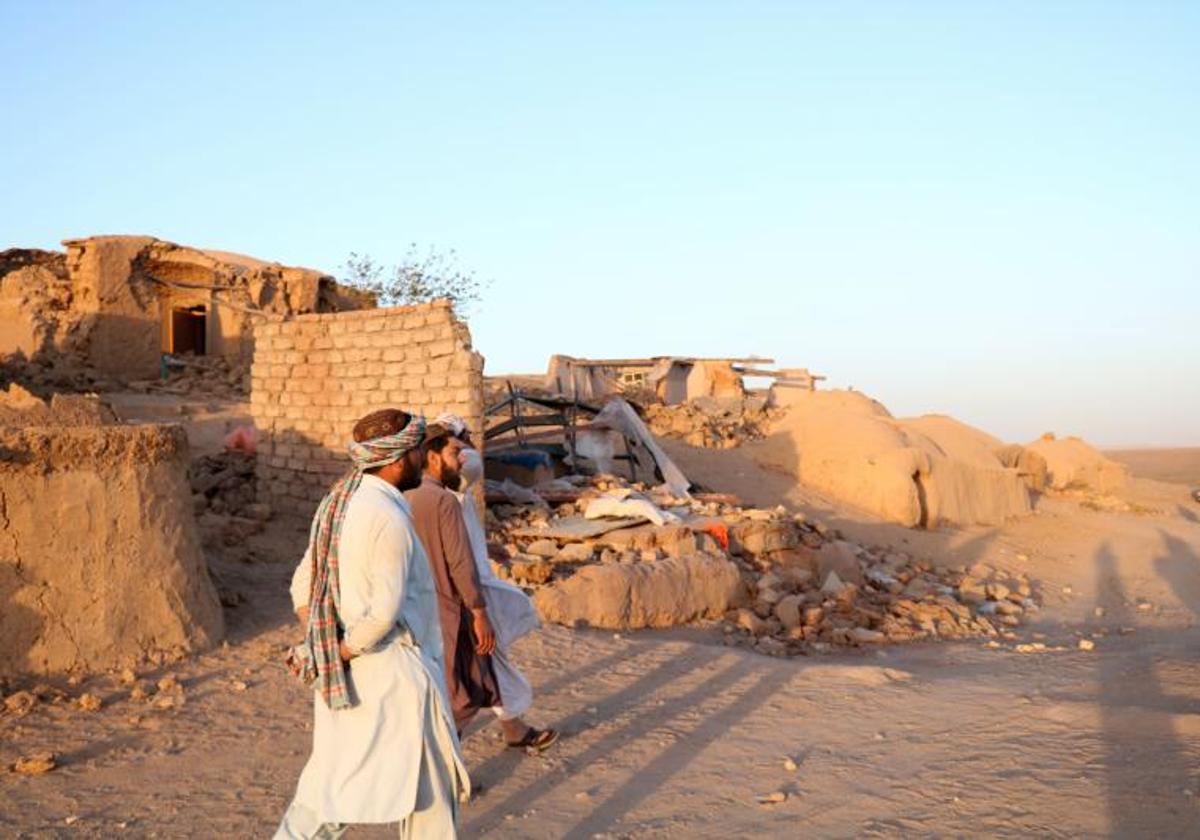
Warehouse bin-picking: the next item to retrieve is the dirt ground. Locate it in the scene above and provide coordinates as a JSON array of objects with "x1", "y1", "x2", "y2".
[
  {"x1": 1107, "y1": 447, "x2": 1200, "y2": 488},
  {"x1": 2, "y1": 423, "x2": 1199, "y2": 838}
]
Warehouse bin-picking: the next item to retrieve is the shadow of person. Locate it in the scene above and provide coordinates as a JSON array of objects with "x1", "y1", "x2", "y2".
[
  {"x1": 1153, "y1": 528, "x2": 1200, "y2": 618},
  {"x1": 562, "y1": 661, "x2": 793, "y2": 839},
  {"x1": 465, "y1": 651, "x2": 775, "y2": 837},
  {"x1": 1094, "y1": 541, "x2": 1197, "y2": 837}
]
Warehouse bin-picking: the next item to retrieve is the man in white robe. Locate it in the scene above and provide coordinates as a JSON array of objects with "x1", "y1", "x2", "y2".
[{"x1": 275, "y1": 409, "x2": 469, "y2": 839}]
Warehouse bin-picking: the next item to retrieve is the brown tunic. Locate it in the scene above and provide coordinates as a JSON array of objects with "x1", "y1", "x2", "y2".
[{"x1": 405, "y1": 476, "x2": 500, "y2": 729}]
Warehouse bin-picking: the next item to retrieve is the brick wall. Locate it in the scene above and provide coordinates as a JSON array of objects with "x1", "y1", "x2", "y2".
[{"x1": 250, "y1": 300, "x2": 485, "y2": 513}]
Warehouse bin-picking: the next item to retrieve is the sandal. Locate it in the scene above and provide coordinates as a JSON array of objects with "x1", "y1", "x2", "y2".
[{"x1": 506, "y1": 727, "x2": 559, "y2": 752}]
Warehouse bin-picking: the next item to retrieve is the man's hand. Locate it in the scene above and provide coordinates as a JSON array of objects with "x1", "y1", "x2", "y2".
[
  {"x1": 296, "y1": 606, "x2": 310, "y2": 633},
  {"x1": 471, "y1": 608, "x2": 497, "y2": 656},
  {"x1": 338, "y1": 641, "x2": 357, "y2": 662}
]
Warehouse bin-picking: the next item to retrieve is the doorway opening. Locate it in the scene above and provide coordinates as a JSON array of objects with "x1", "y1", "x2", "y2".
[{"x1": 170, "y1": 305, "x2": 207, "y2": 355}]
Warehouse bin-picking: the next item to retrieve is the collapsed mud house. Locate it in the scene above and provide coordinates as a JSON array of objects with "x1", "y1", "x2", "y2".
[
  {"x1": 545, "y1": 354, "x2": 824, "y2": 405},
  {"x1": 0, "y1": 235, "x2": 372, "y2": 384}
]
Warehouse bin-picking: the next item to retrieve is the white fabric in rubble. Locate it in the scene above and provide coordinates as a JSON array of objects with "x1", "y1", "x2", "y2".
[{"x1": 584, "y1": 492, "x2": 680, "y2": 527}]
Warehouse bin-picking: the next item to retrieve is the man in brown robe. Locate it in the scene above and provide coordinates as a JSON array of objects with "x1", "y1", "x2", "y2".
[{"x1": 405, "y1": 427, "x2": 501, "y2": 733}]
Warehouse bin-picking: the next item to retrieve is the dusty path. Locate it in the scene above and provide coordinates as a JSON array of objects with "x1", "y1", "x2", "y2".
[{"x1": 3, "y1": 456, "x2": 1199, "y2": 837}]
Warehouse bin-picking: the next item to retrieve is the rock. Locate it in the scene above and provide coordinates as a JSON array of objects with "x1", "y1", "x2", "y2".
[
  {"x1": 4, "y1": 690, "x2": 37, "y2": 717},
  {"x1": 803, "y1": 606, "x2": 825, "y2": 626},
  {"x1": 757, "y1": 791, "x2": 788, "y2": 805},
  {"x1": 656, "y1": 526, "x2": 698, "y2": 558},
  {"x1": 555, "y1": 543, "x2": 595, "y2": 563},
  {"x1": 817, "y1": 541, "x2": 863, "y2": 586},
  {"x1": 509, "y1": 558, "x2": 554, "y2": 586},
  {"x1": 736, "y1": 608, "x2": 769, "y2": 637},
  {"x1": 847, "y1": 627, "x2": 886, "y2": 645},
  {"x1": 76, "y1": 692, "x2": 102, "y2": 712},
  {"x1": 778, "y1": 566, "x2": 815, "y2": 590},
  {"x1": 901, "y1": 577, "x2": 934, "y2": 599},
  {"x1": 783, "y1": 756, "x2": 798, "y2": 772},
  {"x1": 834, "y1": 583, "x2": 859, "y2": 609},
  {"x1": 757, "y1": 587, "x2": 784, "y2": 607},
  {"x1": 119, "y1": 668, "x2": 137, "y2": 685},
  {"x1": 775, "y1": 595, "x2": 805, "y2": 630},
  {"x1": 524, "y1": 539, "x2": 560, "y2": 559},
  {"x1": 755, "y1": 637, "x2": 788, "y2": 656},
  {"x1": 157, "y1": 675, "x2": 180, "y2": 693},
  {"x1": 985, "y1": 583, "x2": 1011, "y2": 602},
  {"x1": 957, "y1": 577, "x2": 987, "y2": 605},
  {"x1": 737, "y1": 522, "x2": 798, "y2": 556},
  {"x1": 129, "y1": 681, "x2": 155, "y2": 701},
  {"x1": 12, "y1": 752, "x2": 56, "y2": 775},
  {"x1": 757, "y1": 571, "x2": 783, "y2": 591},
  {"x1": 1078, "y1": 638, "x2": 1095, "y2": 651},
  {"x1": 820, "y1": 570, "x2": 848, "y2": 595},
  {"x1": 533, "y1": 554, "x2": 747, "y2": 630},
  {"x1": 865, "y1": 567, "x2": 902, "y2": 594}
]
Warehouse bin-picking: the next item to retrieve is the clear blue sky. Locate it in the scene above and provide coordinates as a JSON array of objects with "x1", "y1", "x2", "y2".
[{"x1": 2, "y1": 2, "x2": 1197, "y2": 446}]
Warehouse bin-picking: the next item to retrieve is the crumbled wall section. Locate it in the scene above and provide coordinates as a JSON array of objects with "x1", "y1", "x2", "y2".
[
  {"x1": 0, "y1": 424, "x2": 224, "y2": 676},
  {"x1": 251, "y1": 300, "x2": 485, "y2": 513}
]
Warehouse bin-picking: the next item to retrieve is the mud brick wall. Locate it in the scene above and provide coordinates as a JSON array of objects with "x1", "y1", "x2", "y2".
[{"x1": 250, "y1": 300, "x2": 485, "y2": 513}]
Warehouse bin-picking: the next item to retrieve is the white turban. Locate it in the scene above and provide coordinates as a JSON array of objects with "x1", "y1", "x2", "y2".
[{"x1": 433, "y1": 412, "x2": 467, "y2": 438}]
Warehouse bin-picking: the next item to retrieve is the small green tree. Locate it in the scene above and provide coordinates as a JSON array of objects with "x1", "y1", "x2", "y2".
[{"x1": 341, "y1": 245, "x2": 485, "y2": 312}]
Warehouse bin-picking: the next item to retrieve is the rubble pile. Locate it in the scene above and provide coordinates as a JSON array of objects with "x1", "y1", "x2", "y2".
[
  {"x1": 485, "y1": 474, "x2": 1038, "y2": 654},
  {"x1": 0, "y1": 353, "x2": 114, "y2": 395},
  {"x1": 189, "y1": 451, "x2": 271, "y2": 561},
  {"x1": 641, "y1": 395, "x2": 783, "y2": 449},
  {"x1": 189, "y1": 450, "x2": 260, "y2": 517},
  {"x1": 0, "y1": 349, "x2": 249, "y2": 398},
  {"x1": 139, "y1": 353, "x2": 250, "y2": 397},
  {"x1": 725, "y1": 532, "x2": 1037, "y2": 656}
]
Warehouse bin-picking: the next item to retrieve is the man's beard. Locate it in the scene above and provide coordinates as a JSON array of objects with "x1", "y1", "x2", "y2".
[
  {"x1": 441, "y1": 467, "x2": 462, "y2": 491},
  {"x1": 395, "y1": 460, "x2": 423, "y2": 491}
]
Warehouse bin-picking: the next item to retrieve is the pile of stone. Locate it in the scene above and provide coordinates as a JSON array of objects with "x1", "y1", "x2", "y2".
[
  {"x1": 726, "y1": 532, "x2": 1036, "y2": 656},
  {"x1": 136, "y1": 353, "x2": 250, "y2": 398},
  {"x1": 485, "y1": 474, "x2": 1038, "y2": 654},
  {"x1": 0, "y1": 354, "x2": 114, "y2": 395},
  {"x1": 0, "y1": 351, "x2": 249, "y2": 399},
  {"x1": 189, "y1": 450, "x2": 259, "y2": 516},
  {"x1": 189, "y1": 451, "x2": 271, "y2": 558},
  {"x1": 641, "y1": 395, "x2": 782, "y2": 449}
]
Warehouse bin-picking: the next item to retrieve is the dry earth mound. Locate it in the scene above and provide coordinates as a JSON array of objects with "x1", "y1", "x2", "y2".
[
  {"x1": 746, "y1": 390, "x2": 1032, "y2": 528},
  {"x1": 1026, "y1": 433, "x2": 1130, "y2": 494},
  {"x1": 0, "y1": 390, "x2": 223, "y2": 676}
]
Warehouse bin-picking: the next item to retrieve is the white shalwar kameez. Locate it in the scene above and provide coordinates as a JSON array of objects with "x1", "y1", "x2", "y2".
[
  {"x1": 451, "y1": 484, "x2": 540, "y2": 721},
  {"x1": 276, "y1": 475, "x2": 469, "y2": 839}
]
